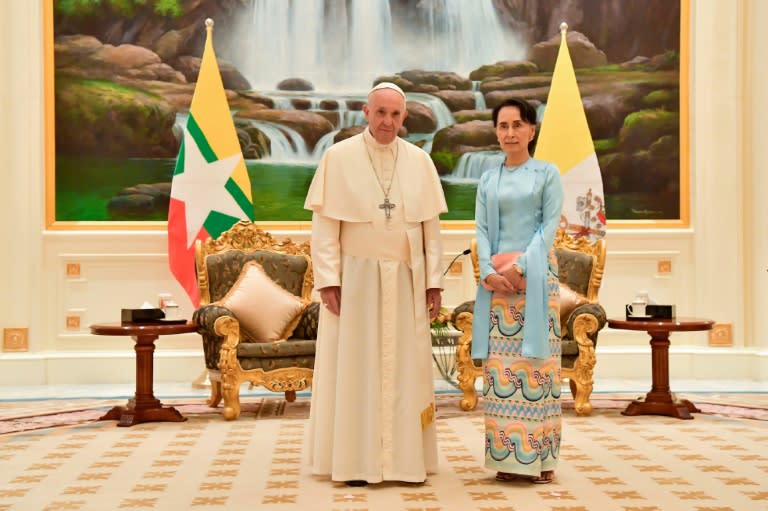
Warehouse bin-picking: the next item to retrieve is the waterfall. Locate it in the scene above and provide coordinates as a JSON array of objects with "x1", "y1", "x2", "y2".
[
  {"x1": 404, "y1": 93, "x2": 455, "y2": 153},
  {"x1": 311, "y1": 131, "x2": 337, "y2": 160},
  {"x1": 174, "y1": 112, "x2": 188, "y2": 143},
  {"x1": 395, "y1": 0, "x2": 522, "y2": 76},
  {"x1": 238, "y1": 0, "x2": 394, "y2": 91},
  {"x1": 446, "y1": 150, "x2": 504, "y2": 182},
  {"x1": 222, "y1": 1, "x2": 523, "y2": 164},
  {"x1": 472, "y1": 81, "x2": 487, "y2": 110},
  {"x1": 230, "y1": 0, "x2": 522, "y2": 92},
  {"x1": 339, "y1": 104, "x2": 366, "y2": 129},
  {"x1": 241, "y1": 0, "x2": 327, "y2": 90},
  {"x1": 257, "y1": 93, "x2": 294, "y2": 110},
  {"x1": 407, "y1": 93, "x2": 455, "y2": 132},
  {"x1": 345, "y1": 1, "x2": 395, "y2": 88},
  {"x1": 309, "y1": 102, "x2": 367, "y2": 159},
  {"x1": 240, "y1": 93, "x2": 370, "y2": 162},
  {"x1": 248, "y1": 120, "x2": 310, "y2": 163}
]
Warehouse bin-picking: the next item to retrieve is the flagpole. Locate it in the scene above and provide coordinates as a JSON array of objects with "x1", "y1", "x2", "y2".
[
  {"x1": 534, "y1": 18, "x2": 606, "y2": 239},
  {"x1": 189, "y1": 17, "x2": 216, "y2": 391}
]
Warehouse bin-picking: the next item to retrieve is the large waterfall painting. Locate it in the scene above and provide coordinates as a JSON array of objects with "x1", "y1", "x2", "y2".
[{"x1": 46, "y1": 0, "x2": 686, "y2": 228}]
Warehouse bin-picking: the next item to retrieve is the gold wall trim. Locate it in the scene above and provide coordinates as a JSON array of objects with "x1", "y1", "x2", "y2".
[{"x1": 42, "y1": 0, "x2": 690, "y2": 231}]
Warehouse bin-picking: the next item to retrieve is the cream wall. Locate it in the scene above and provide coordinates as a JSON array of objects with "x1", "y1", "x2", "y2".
[{"x1": 0, "y1": 1, "x2": 766, "y2": 386}]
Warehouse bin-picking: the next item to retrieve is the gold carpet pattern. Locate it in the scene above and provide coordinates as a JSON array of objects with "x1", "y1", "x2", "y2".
[{"x1": 0, "y1": 397, "x2": 767, "y2": 511}]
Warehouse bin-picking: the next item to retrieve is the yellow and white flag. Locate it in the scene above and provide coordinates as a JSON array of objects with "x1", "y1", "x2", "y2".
[{"x1": 534, "y1": 23, "x2": 606, "y2": 239}]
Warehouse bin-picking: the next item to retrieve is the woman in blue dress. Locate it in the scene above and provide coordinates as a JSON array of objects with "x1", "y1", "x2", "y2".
[{"x1": 472, "y1": 98, "x2": 564, "y2": 484}]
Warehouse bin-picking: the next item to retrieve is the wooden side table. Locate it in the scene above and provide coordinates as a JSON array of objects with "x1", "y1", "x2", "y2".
[
  {"x1": 607, "y1": 317, "x2": 714, "y2": 420},
  {"x1": 90, "y1": 322, "x2": 198, "y2": 427}
]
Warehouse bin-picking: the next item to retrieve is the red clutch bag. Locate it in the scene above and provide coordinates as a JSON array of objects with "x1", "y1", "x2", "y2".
[{"x1": 490, "y1": 252, "x2": 526, "y2": 290}]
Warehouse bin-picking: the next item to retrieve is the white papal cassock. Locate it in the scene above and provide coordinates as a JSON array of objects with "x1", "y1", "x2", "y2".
[{"x1": 304, "y1": 128, "x2": 447, "y2": 483}]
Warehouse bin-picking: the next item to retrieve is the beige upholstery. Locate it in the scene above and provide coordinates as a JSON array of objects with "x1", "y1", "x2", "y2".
[
  {"x1": 193, "y1": 221, "x2": 317, "y2": 420},
  {"x1": 453, "y1": 228, "x2": 607, "y2": 416}
]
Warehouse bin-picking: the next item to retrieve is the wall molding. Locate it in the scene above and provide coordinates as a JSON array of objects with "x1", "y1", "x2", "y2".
[{"x1": 1, "y1": 348, "x2": 765, "y2": 386}]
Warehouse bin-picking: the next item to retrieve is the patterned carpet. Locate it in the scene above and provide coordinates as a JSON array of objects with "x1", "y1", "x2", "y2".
[
  {"x1": 1, "y1": 392, "x2": 766, "y2": 435},
  {"x1": 0, "y1": 394, "x2": 767, "y2": 510}
]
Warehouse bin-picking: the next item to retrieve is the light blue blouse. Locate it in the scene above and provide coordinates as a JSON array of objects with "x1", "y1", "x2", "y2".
[{"x1": 471, "y1": 157, "x2": 564, "y2": 359}]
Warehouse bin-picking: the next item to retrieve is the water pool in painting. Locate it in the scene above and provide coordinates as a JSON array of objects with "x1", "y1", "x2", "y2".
[
  {"x1": 55, "y1": 155, "x2": 673, "y2": 223},
  {"x1": 55, "y1": 156, "x2": 479, "y2": 222}
]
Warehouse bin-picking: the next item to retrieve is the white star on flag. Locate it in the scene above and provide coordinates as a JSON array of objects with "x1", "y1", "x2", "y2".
[{"x1": 170, "y1": 128, "x2": 245, "y2": 248}]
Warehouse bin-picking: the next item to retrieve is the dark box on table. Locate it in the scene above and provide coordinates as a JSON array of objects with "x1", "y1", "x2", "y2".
[
  {"x1": 646, "y1": 304, "x2": 676, "y2": 319},
  {"x1": 121, "y1": 308, "x2": 165, "y2": 323},
  {"x1": 625, "y1": 304, "x2": 676, "y2": 321}
]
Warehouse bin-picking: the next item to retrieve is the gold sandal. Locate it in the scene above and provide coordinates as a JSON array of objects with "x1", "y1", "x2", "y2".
[{"x1": 531, "y1": 471, "x2": 554, "y2": 484}]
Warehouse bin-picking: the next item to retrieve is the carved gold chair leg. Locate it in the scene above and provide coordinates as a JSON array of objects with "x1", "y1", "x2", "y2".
[
  {"x1": 569, "y1": 376, "x2": 594, "y2": 416},
  {"x1": 458, "y1": 375, "x2": 480, "y2": 411},
  {"x1": 221, "y1": 378, "x2": 242, "y2": 420},
  {"x1": 207, "y1": 379, "x2": 222, "y2": 408},
  {"x1": 569, "y1": 379, "x2": 579, "y2": 400},
  {"x1": 569, "y1": 314, "x2": 599, "y2": 416},
  {"x1": 454, "y1": 312, "x2": 482, "y2": 411},
  {"x1": 214, "y1": 316, "x2": 244, "y2": 420}
]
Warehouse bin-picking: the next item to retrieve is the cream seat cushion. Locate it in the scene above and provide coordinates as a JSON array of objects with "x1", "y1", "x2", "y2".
[{"x1": 217, "y1": 261, "x2": 308, "y2": 341}]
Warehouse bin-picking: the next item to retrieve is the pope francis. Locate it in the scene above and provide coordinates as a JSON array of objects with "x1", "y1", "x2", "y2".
[{"x1": 304, "y1": 82, "x2": 447, "y2": 486}]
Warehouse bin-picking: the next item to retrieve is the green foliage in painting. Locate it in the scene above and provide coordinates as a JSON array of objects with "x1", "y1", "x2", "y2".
[
  {"x1": 431, "y1": 150, "x2": 460, "y2": 172},
  {"x1": 56, "y1": 0, "x2": 182, "y2": 18},
  {"x1": 664, "y1": 50, "x2": 680, "y2": 66},
  {"x1": 594, "y1": 138, "x2": 618, "y2": 155},
  {"x1": 623, "y1": 109, "x2": 678, "y2": 130}
]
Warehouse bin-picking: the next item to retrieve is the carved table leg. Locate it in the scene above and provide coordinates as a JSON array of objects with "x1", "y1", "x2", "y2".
[
  {"x1": 621, "y1": 330, "x2": 700, "y2": 420},
  {"x1": 100, "y1": 333, "x2": 187, "y2": 427}
]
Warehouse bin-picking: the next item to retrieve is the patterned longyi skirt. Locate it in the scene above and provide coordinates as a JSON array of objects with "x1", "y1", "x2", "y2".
[{"x1": 483, "y1": 264, "x2": 561, "y2": 477}]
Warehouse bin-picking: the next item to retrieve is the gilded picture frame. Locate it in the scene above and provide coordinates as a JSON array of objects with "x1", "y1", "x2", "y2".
[{"x1": 44, "y1": 0, "x2": 689, "y2": 231}]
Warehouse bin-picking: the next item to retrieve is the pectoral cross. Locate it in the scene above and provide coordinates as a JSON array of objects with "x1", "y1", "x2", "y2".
[{"x1": 379, "y1": 197, "x2": 396, "y2": 219}]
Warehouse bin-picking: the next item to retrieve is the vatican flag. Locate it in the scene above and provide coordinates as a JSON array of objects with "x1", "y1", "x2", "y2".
[{"x1": 534, "y1": 23, "x2": 606, "y2": 239}]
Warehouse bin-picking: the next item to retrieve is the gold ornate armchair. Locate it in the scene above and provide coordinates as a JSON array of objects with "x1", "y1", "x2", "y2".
[
  {"x1": 193, "y1": 221, "x2": 318, "y2": 420},
  {"x1": 453, "y1": 228, "x2": 607, "y2": 415}
]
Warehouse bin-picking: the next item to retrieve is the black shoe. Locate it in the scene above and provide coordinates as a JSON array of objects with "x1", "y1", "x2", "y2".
[{"x1": 345, "y1": 480, "x2": 368, "y2": 487}]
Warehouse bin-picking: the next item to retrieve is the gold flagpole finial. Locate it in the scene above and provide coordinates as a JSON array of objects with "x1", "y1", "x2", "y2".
[
  {"x1": 560, "y1": 22, "x2": 568, "y2": 34},
  {"x1": 205, "y1": 18, "x2": 214, "y2": 31}
]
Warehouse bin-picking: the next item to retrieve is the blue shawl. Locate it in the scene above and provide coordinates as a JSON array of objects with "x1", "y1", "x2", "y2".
[{"x1": 471, "y1": 166, "x2": 551, "y2": 360}]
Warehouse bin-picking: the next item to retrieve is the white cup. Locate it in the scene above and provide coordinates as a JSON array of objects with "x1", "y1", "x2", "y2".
[
  {"x1": 634, "y1": 290, "x2": 650, "y2": 304},
  {"x1": 158, "y1": 292, "x2": 173, "y2": 309},
  {"x1": 626, "y1": 300, "x2": 647, "y2": 317},
  {"x1": 163, "y1": 301, "x2": 179, "y2": 319}
]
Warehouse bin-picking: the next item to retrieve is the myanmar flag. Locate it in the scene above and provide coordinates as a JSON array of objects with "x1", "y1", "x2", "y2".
[
  {"x1": 534, "y1": 23, "x2": 606, "y2": 239},
  {"x1": 168, "y1": 19, "x2": 254, "y2": 307}
]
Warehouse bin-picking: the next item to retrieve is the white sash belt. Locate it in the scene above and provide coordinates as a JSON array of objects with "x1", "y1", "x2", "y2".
[{"x1": 340, "y1": 222, "x2": 411, "y2": 262}]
